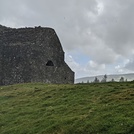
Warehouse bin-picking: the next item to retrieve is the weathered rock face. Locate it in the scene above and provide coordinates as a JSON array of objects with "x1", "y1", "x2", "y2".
[{"x1": 0, "y1": 25, "x2": 74, "y2": 85}]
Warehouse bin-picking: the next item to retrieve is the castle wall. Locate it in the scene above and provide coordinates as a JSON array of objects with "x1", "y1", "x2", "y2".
[{"x1": 0, "y1": 25, "x2": 74, "y2": 85}]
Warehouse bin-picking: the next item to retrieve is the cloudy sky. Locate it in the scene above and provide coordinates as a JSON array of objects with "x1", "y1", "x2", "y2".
[{"x1": 1, "y1": 0, "x2": 134, "y2": 78}]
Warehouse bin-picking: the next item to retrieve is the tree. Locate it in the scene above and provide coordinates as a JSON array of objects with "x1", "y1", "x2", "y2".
[
  {"x1": 111, "y1": 78, "x2": 115, "y2": 82},
  {"x1": 87, "y1": 80, "x2": 89, "y2": 83},
  {"x1": 119, "y1": 77, "x2": 124, "y2": 82},
  {"x1": 101, "y1": 74, "x2": 107, "y2": 83},
  {"x1": 94, "y1": 77, "x2": 99, "y2": 83}
]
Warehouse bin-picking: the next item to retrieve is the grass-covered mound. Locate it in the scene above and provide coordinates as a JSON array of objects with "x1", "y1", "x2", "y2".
[{"x1": 0, "y1": 82, "x2": 134, "y2": 134}]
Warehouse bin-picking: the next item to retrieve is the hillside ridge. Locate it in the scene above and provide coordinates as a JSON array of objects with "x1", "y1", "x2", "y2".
[
  {"x1": 1, "y1": 83, "x2": 134, "y2": 133},
  {"x1": 75, "y1": 73, "x2": 134, "y2": 83}
]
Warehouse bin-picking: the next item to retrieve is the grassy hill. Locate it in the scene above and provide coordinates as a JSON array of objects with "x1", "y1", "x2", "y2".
[{"x1": 0, "y1": 82, "x2": 134, "y2": 134}]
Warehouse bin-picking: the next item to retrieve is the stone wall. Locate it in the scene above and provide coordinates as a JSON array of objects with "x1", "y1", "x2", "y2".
[{"x1": 0, "y1": 25, "x2": 74, "y2": 85}]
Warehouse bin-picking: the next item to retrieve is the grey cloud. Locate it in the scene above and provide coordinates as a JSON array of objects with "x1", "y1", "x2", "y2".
[
  {"x1": 124, "y1": 59, "x2": 134, "y2": 71},
  {"x1": 0, "y1": 0, "x2": 134, "y2": 67},
  {"x1": 92, "y1": 0, "x2": 134, "y2": 56}
]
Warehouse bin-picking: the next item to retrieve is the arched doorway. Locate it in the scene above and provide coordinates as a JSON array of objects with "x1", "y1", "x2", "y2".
[{"x1": 46, "y1": 60, "x2": 54, "y2": 66}]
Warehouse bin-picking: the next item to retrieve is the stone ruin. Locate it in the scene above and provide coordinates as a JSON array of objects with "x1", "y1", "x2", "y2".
[{"x1": 0, "y1": 25, "x2": 74, "y2": 85}]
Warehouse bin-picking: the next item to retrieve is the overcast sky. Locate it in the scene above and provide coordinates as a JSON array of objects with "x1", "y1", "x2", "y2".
[{"x1": 1, "y1": 0, "x2": 134, "y2": 78}]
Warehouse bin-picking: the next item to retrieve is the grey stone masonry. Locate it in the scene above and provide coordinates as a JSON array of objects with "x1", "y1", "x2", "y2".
[{"x1": 0, "y1": 25, "x2": 74, "y2": 85}]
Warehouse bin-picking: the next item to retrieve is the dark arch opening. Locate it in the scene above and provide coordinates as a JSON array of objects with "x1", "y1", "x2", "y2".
[{"x1": 46, "y1": 60, "x2": 54, "y2": 66}]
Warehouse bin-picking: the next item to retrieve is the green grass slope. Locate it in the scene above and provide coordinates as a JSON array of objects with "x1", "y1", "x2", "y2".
[{"x1": 0, "y1": 82, "x2": 134, "y2": 134}]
